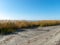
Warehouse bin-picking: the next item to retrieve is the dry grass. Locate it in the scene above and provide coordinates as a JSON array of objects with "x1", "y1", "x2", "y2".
[{"x1": 0, "y1": 20, "x2": 60, "y2": 34}]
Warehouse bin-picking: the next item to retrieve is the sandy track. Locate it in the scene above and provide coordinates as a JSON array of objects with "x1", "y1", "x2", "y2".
[{"x1": 0, "y1": 26, "x2": 60, "y2": 45}]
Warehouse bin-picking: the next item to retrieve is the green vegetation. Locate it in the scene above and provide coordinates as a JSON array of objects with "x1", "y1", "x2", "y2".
[
  {"x1": 0, "y1": 28, "x2": 16, "y2": 35},
  {"x1": 0, "y1": 20, "x2": 60, "y2": 34}
]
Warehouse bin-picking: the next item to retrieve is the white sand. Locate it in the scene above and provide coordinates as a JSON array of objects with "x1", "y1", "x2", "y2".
[{"x1": 0, "y1": 26, "x2": 60, "y2": 45}]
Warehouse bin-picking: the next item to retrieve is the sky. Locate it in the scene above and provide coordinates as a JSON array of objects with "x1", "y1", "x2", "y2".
[{"x1": 0, "y1": 0, "x2": 60, "y2": 20}]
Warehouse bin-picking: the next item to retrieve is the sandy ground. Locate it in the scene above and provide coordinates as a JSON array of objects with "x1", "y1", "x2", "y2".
[{"x1": 0, "y1": 26, "x2": 60, "y2": 45}]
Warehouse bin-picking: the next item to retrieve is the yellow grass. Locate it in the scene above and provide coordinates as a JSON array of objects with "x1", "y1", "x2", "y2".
[{"x1": 0, "y1": 20, "x2": 60, "y2": 34}]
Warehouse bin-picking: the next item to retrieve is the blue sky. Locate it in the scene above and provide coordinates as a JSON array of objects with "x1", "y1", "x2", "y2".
[{"x1": 0, "y1": 0, "x2": 60, "y2": 20}]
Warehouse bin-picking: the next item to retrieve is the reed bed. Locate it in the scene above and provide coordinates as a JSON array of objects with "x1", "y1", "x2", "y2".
[{"x1": 0, "y1": 20, "x2": 60, "y2": 34}]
